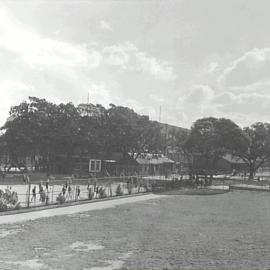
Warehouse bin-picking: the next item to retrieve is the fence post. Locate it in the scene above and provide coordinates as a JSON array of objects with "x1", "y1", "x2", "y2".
[
  {"x1": 51, "y1": 185, "x2": 54, "y2": 203},
  {"x1": 27, "y1": 179, "x2": 31, "y2": 208}
]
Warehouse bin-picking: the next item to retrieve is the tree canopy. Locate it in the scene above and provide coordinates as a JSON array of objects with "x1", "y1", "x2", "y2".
[
  {"x1": 234, "y1": 122, "x2": 270, "y2": 179},
  {"x1": 184, "y1": 117, "x2": 246, "y2": 175},
  {"x1": 0, "y1": 97, "x2": 166, "y2": 174}
]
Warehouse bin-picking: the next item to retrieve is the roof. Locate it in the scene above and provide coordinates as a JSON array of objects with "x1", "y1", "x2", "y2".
[
  {"x1": 135, "y1": 153, "x2": 175, "y2": 165},
  {"x1": 222, "y1": 154, "x2": 245, "y2": 164}
]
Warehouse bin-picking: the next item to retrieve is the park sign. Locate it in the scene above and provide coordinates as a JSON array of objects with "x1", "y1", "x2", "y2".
[{"x1": 89, "y1": 159, "x2": 102, "y2": 173}]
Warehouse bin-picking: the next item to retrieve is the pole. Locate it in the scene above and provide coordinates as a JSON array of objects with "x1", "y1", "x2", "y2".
[
  {"x1": 27, "y1": 177, "x2": 31, "y2": 208},
  {"x1": 51, "y1": 185, "x2": 54, "y2": 203}
]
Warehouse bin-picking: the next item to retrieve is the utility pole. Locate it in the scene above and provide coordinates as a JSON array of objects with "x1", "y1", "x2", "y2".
[
  {"x1": 87, "y1": 91, "x2": 90, "y2": 117},
  {"x1": 159, "y1": 105, "x2": 162, "y2": 122}
]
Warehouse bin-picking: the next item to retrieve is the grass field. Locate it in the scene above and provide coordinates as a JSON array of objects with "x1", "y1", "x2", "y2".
[{"x1": 0, "y1": 190, "x2": 270, "y2": 269}]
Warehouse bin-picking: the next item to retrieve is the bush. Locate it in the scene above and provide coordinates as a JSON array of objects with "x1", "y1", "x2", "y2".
[
  {"x1": 56, "y1": 193, "x2": 66, "y2": 204},
  {"x1": 0, "y1": 189, "x2": 20, "y2": 212},
  {"x1": 0, "y1": 198, "x2": 8, "y2": 211},
  {"x1": 116, "y1": 184, "x2": 123, "y2": 196},
  {"x1": 99, "y1": 188, "x2": 107, "y2": 199},
  {"x1": 144, "y1": 183, "x2": 152, "y2": 192}
]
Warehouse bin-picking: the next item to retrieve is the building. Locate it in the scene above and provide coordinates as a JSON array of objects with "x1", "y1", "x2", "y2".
[
  {"x1": 135, "y1": 153, "x2": 175, "y2": 176},
  {"x1": 192, "y1": 153, "x2": 247, "y2": 175},
  {"x1": 216, "y1": 154, "x2": 247, "y2": 174}
]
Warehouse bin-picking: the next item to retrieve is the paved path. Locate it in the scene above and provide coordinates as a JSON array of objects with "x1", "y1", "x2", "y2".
[
  {"x1": 230, "y1": 184, "x2": 270, "y2": 191},
  {"x1": 0, "y1": 194, "x2": 165, "y2": 225}
]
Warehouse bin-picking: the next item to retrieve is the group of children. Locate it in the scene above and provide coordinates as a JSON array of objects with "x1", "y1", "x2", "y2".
[
  {"x1": 30, "y1": 179, "x2": 110, "y2": 205},
  {"x1": 61, "y1": 182, "x2": 81, "y2": 201},
  {"x1": 30, "y1": 179, "x2": 50, "y2": 204}
]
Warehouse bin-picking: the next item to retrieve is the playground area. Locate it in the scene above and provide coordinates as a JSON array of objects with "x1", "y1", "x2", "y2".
[
  {"x1": 0, "y1": 172, "x2": 270, "y2": 212},
  {"x1": 0, "y1": 175, "x2": 151, "y2": 210},
  {"x1": 0, "y1": 190, "x2": 270, "y2": 269}
]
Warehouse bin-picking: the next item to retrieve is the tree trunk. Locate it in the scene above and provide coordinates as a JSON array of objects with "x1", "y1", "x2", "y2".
[{"x1": 249, "y1": 162, "x2": 255, "y2": 180}]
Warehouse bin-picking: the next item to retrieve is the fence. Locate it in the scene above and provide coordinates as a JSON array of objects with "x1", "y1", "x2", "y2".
[
  {"x1": 0, "y1": 173, "x2": 237, "y2": 212},
  {"x1": 0, "y1": 175, "x2": 161, "y2": 211}
]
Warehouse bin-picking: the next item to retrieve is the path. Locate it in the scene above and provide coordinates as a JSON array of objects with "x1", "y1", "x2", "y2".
[{"x1": 0, "y1": 193, "x2": 165, "y2": 225}]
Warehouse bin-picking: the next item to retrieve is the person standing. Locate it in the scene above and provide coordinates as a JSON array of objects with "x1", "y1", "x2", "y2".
[
  {"x1": 46, "y1": 179, "x2": 49, "y2": 190},
  {"x1": 39, "y1": 183, "x2": 43, "y2": 202},
  {"x1": 62, "y1": 184, "x2": 66, "y2": 197},
  {"x1": 31, "y1": 186, "x2": 36, "y2": 203},
  {"x1": 45, "y1": 188, "x2": 49, "y2": 205},
  {"x1": 77, "y1": 186, "x2": 81, "y2": 200},
  {"x1": 68, "y1": 185, "x2": 72, "y2": 201}
]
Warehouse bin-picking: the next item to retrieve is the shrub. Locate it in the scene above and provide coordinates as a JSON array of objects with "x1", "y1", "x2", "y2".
[
  {"x1": 56, "y1": 193, "x2": 66, "y2": 204},
  {"x1": 0, "y1": 189, "x2": 20, "y2": 212},
  {"x1": 0, "y1": 198, "x2": 8, "y2": 211},
  {"x1": 99, "y1": 188, "x2": 107, "y2": 199},
  {"x1": 116, "y1": 184, "x2": 123, "y2": 196}
]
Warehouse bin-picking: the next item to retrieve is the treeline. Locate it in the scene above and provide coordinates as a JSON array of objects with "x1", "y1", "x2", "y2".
[
  {"x1": 1, "y1": 96, "x2": 269, "y2": 179},
  {"x1": 0, "y1": 97, "x2": 184, "y2": 174}
]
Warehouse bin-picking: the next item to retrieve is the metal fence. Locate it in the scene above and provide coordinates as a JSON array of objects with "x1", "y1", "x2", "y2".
[{"x1": 2, "y1": 175, "x2": 157, "y2": 210}]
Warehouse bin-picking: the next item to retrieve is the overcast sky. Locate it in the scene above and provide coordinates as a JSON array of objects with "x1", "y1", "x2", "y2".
[{"x1": 1, "y1": 0, "x2": 270, "y2": 128}]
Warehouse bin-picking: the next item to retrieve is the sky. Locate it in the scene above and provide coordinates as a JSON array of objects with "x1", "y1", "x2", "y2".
[{"x1": 1, "y1": 0, "x2": 270, "y2": 128}]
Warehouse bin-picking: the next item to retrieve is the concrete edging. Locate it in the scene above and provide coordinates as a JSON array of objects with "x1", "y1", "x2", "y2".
[{"x1": 0, "y1": 192, "x2": 150, "y2": 216}]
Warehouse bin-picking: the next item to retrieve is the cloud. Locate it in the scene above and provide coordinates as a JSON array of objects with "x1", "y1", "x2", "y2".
[
  {"x1": 103, "y1": 43, "x2": 131, "y2": 68},
  {"x1": 103, "y1": 42, "x2": 176, "y2": 81},
  {"x1": 99, "y1": 20, "x2": 113, "y2": 31},
  {"x1": 174, "y1": 82, "x2": 270, "y2": 127},
  {"x1": 213, "y1": 91, "x2": 270, "y2": 117},
  {"x1": 219, "y1": 48, "x2": 270, "y2": 88},
  {"x1": 88, "y1": 83, "x2": 120, "y2": 108},
  {"x1": 135, "y1": 51, "x2": 176, "y2": 81},
  {"x1": 122, "y1": 99, "x2": 157, "y2": 120},
  {"x1": 0, "y1": 5, "x2": 101, "y2": 71},
  {"x1": 0, "y1": 80, "x2": 34, "y2": 125},
  {"x1": 185, "y1": 84, "x2": 214, "y2": 104},
  {"x1": 207, "y1": 62, "x2": 218, "y2": 73}
]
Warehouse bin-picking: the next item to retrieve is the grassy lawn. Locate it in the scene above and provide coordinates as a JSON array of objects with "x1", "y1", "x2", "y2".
[{"x1": 0, "y1": 190, "x2": 270, "y2": 269}]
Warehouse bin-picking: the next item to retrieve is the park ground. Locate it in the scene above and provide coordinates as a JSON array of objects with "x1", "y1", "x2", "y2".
[{"x1": 0, "y1": 190, "x2": 270, "y2": 269}]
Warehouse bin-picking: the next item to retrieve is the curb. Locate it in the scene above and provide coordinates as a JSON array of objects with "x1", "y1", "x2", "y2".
[{"x1": 0, "y1": 192, "x2": 151, "y2": 216}]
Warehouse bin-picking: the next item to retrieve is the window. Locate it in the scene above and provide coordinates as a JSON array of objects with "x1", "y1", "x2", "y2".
[{"x1": 89, "y1": 159, "x2": 102, "y2": 172}]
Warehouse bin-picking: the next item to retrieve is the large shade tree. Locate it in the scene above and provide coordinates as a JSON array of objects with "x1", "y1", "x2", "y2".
[
  {"x1": 234, "y1": 122, "x2": 270, "y2": 179},
  {"x1": 184, "y1": 117, "x2": 247, "y2": 177},
  {"x1": 1, "y1": 97, "x2": 80, "y2": 174},
  {"x1": 1, "y1": 97, "x2": 166, "y2": 174},
  {"x1": 106, "y1": 104, "x2": 164, "y2": 159}
]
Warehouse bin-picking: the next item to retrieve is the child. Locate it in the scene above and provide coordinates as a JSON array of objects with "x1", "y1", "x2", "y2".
[
  {"x1": 45, "y1": 188, "x2": 49, "y2": 205},
  {"x1": 62, "y1": 185, "x2": 66, "y2": 197},
  {"x1": 46, "y1": 179, "x2": 49, "y2": 190},
  {"x1": 77, "y1": 186, "x2": 81, "y2": 200},
  {"x1": 68, "y1": 185, "x2": 72, "y2": 201},
  {"x1": 31, "y1": 186, "x2": 36, "y2": 202},
  {"x1": 39, "y1": 183, "x2": 43, "y2": 201}
]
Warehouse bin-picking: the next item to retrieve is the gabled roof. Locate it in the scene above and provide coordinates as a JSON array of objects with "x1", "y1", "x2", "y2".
[
  {"x1": 222, "y1": 154, "x2": 245, "y2": 164},
  {"x1": 135, "y1": 153, "x2": 175, "y2": 165}
]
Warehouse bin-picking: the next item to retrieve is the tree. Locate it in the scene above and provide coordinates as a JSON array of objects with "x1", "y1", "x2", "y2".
[
  {"x1": 2, "y1": 97, "x2": 80, "y2": 174},
  {"x1": 76, "y1": 103, "x2": 107, "y2": 156},
  {"x1": 234, "y1": 122, "x2": 270, "y2": 179},
  {"x1": 106, "y1": 105, "x2": 164, "y2": 159},
  {"x1": 184, "y1": 117, "x2": 246, "y2": 177}
]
